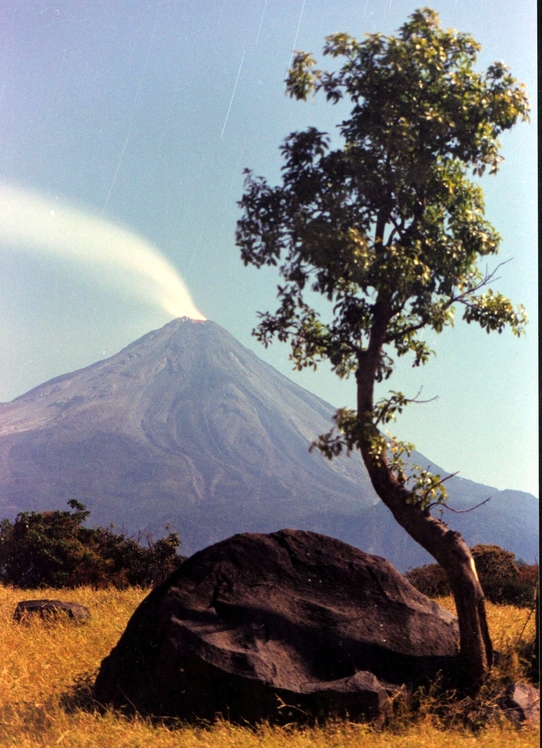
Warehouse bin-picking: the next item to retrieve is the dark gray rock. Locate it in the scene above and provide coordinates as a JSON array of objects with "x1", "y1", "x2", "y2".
[
  {"x1": 13, "y1": 599, "x2": 91, "y2": 623},
  {"x1": 94, "y1": 529, "x2": 459, "y2": 723}
]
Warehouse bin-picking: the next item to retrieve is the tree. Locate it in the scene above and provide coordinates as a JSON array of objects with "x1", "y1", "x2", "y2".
[{"x1": 236, "y1": 8, "x2": 529, "y2": 688}]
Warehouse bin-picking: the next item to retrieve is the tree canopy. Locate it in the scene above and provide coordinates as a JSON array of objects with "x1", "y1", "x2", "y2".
[
  {"x1": 236, "y1": 8, "x2": 530, "y2": 685},
  {"x1": 237, "y1": 6, "x2": 528, "y2": 505}
]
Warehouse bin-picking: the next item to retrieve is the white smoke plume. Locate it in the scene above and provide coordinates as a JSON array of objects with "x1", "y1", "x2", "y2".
[{"x1": 0, "y1": 182, "x2": 206, "y2": 320}]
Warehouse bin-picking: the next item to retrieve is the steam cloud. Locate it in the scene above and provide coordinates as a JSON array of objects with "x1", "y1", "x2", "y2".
[{"x1": 0, "y1": 182, "x2": 206, "y2": 320}]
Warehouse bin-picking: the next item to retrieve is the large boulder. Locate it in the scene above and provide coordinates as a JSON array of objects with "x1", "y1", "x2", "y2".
[{"x1": 94, "y1": 529, "x2": 459, "y2": 723}]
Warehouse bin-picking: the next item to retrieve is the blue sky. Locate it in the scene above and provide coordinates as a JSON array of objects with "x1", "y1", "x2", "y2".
[{"x1": 0, "y1": 0, "x2": 537, "y2": 496}]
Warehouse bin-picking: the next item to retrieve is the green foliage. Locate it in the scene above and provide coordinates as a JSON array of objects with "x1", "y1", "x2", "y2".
[
  {"x1": 0, "y1": 500, "x2": 184, "y2": 589},
  {"x1": 471, "y1": 544, "x2": 519, "y2": 581},
  {"x1": 406, "y1": 546, "x2": 538, "y2": 607},
  {"x1": 471, "y1": 544, "x2": 537, "y2": 608},
  {"x1": 236, "y1": 7, "x2": 529, "y2": 503},
  {"x1": 405, "y1": 561, "x2": 451, "y2": 598}
]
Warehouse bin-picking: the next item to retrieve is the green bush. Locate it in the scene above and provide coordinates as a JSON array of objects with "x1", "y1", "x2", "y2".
[
  {"x1": 404, "y1": 562, "x2": 450, "y2": 597},
  {"x1": 480, "y1": 577, "x2": 536, "y2": 606},
  {"x1": 405, "y1": 544, "x2": 538, "y2": 608},
  {"x1": 470, "y1": 544, "x2": 519, "y2": 581},
  {"x1": 0, "y1": 500, "x2": 185, "y2": 589}
]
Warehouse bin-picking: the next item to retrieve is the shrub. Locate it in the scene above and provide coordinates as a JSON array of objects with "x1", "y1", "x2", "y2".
[
  {"x1": 470, "y1": 544, "x2": 519, "y2": 581},
  {"x1": 518, "y1": 560, "x2": 539, "y2": 587},
  {"x1": 405, "y1": 545, "x2": 538, "y2": 608},
  {"x1": 0, "y1": 500, "x2": 184, "y2": 589},
  {"x1": 404, "y1": 562, "x2": 450, "y2": 597},
  {"x1": 471, "y1": 544, "x2": 537, "y2": 606}
]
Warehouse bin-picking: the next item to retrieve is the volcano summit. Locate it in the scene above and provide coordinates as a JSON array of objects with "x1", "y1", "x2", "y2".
[{"x1": 0, "y1": 318, "x2": 537, "y2": 568}]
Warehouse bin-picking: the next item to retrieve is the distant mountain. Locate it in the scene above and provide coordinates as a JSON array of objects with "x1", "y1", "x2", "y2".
[{"x1": 0, "y1": 318, "x2": 537, "y2": 569}]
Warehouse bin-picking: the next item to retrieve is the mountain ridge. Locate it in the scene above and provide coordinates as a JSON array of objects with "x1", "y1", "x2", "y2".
[{"x1": 0, "y1": 318, "x2": 537, "y2": 569}]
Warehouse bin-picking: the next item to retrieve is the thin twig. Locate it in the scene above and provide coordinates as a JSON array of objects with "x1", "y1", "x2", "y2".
[
  {"x1": 440, "y1": 496, "x2": 493, "y2": 514},
  {"x1": 375, "y1": 387, "x2": 438, "y2": 426},
  {"x1": 515, "y1": 598, "x2": 536, "y2": 647},
  {"x1": 408, "y1": 386, "x2": 439, "y2": 405},
  {"x1": 422, "y1": 471, "x2": 459, "y2": 504}
]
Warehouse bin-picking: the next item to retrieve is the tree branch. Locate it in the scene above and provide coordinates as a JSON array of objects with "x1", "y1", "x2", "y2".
[
  {"x1": 419, "y1": 470, "x2": 459, "y2": 505},
  {"x1": 384, "y1": 261, "x2": 512, "y2": 344},
  {"x1": 428, "y1": 495, "x2": 492, "y2": 514},
  {"x1": 374, "y1": 387, "x2": 438, "y2": 426}
]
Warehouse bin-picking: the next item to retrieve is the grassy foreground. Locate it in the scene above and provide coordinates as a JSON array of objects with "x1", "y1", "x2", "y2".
[{"x1": 0, "y1": 584, "x2": 538, "y2": 747}]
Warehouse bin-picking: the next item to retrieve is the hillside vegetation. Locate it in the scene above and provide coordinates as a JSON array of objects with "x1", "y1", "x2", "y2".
[{"x1": 0, "y1": 584, "x2": 538, "y2": 747}]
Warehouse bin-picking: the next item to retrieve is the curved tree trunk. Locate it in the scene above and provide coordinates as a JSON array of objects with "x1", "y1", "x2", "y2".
[
  {"x1": 358, "y1": 448, "x2": 492, "y2": 686},
  {"x1": 356, "y1": 295, "x2": 493, "y2": 688}
]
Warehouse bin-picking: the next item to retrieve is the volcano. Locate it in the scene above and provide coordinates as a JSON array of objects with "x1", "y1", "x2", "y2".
[{"x1": 0, "y1": 318, "x2": 537, "y2": 568}]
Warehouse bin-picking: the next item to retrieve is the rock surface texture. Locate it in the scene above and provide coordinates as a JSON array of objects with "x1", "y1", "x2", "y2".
[
  {"x1": 94, "y1": 530, "x2": 459, "y2": 723},
  {"x1": 13, "y1": 599, "x2": 91, "y2": 622}
]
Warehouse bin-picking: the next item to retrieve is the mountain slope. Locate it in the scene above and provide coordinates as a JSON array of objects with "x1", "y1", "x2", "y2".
[{"x1": 0, "y1": 318, "x2": 537, "y2": 568}]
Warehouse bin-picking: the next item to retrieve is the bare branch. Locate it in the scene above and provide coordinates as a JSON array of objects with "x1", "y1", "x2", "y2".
[
  {"x1": 428, "y1": 495, "x2": 493, "y2": 514},
  {"x1": 375, "y1": 386, "x2": 439, "y2": 426},
  {"x1": 408, "y1": 386, "x2": 438, "y2": 406}
]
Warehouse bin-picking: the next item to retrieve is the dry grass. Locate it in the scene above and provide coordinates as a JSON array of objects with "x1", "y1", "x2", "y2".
[{"x1": 0, "y1": 586, "x2": 538, "y2": 747}]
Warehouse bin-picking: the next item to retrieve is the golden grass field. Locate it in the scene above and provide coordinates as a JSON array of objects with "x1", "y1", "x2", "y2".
[{"x1": 0, "y1": 584, "x2": 538, "y2": 747}]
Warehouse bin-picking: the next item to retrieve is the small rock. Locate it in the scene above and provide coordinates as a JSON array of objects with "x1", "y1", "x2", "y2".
[
  {"x1": 502, "y1": 682, "x2": 540, "y2": 724},
  {"x1": 13, "y1": 599, "x2": 91, "y2": 623}
]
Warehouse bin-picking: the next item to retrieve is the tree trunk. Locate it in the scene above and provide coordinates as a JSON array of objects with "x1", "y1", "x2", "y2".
[
  {"x1": 531, "y1": 584, "x2": 539, "y2": 683},
  {"x1": 359, "y1": 441, "x2": 492, "y2": 686},
  {"x1": 356, "y1": 295, "x2": 493, "y2": 688}
]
